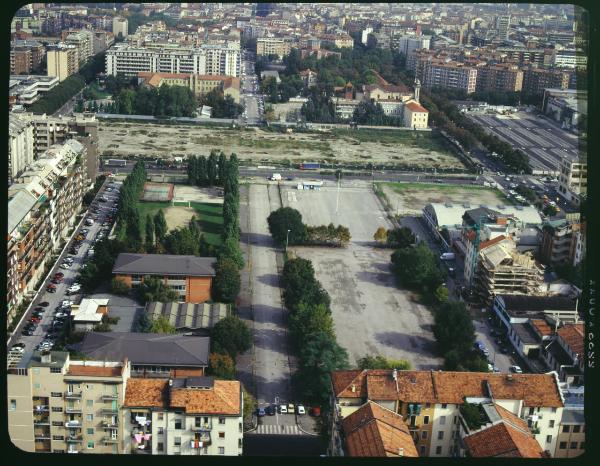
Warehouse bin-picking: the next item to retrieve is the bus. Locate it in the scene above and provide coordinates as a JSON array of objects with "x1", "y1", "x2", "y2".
[{"x1": 105, "y1": 159, "x2": 127, "y2": 167}]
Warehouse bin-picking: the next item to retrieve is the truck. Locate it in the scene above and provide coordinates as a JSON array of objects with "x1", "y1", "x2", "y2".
[
  {"x1": 270, "y1": 173, "x2": 282, "y2": 181},
  {"x1": 440, "y1": 252, "x2": 455, "y2": 261},
  {"x1": 106, "y1": 159, "x2": 127, "y2": 167},
  {"x1": 300, "y1": 162, "x2": 320, "y2": 170}
]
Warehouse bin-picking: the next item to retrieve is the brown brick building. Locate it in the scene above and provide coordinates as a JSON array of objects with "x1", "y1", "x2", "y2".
[
  {"x1": 112, "y1": 253, "x2": 216, "y2": 303},
  {"x1": 476, "y1": 64, "x2": 524, "y2": 93},
  {"x1": 522, "y1": 67, "x2": 570, "y2": 96}
]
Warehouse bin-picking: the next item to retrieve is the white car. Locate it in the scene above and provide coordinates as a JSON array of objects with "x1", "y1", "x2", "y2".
[
  {"x1": 61, "y1": 300, "x2": 73, "y2": 307},
  {"x1": 60, "y1": 263, "x2": 72, "y2": 269},
  {"x1": 68, "y1": 286, "x2": 81, "y2": 293},
  {"x1": 279, "y1": 404, "x2": 287, "y2": 414},
  {"x1": 297, "y1": 404, "x2": 306, "y2": 415},
  {"x1": 509, "y1": 365, "x2": 523, "y2": 374}
]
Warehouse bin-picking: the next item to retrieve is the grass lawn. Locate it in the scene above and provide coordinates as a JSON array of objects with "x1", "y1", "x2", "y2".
[
  {"x1": 331, "y1": 128, "x2": 454, "y2": 153},
  {"x1": 136, "y1": 201, "x2": 224, "y2": 247}
]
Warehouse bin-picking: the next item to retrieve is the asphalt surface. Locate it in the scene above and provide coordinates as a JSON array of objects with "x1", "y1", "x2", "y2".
[
  {"x1": 240, "y1": 51, "x2": 263, "y2": 126},
  {"x1": 7, "y1": 179, "x2": 121, "y2": 364}
]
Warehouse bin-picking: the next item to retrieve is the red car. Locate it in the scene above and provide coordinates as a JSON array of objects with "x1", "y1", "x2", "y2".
[
  {"x1": 30, "y1": 316, "x2": 41, "y2": 323},
  {"x1": 51, "y1": 278, "x2": 63, "y2": 284},
  {"x1": 54, "y1": 272, "x2": 64, "y2": 278}
]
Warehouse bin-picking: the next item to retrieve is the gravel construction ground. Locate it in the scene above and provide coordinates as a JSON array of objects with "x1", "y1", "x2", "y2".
[
  {"x1": 380, "y1": 182, "x2": 509, "y2": 216},
  {"x1": 98, "y1": 121, "x2": 465, "y2": 170},
  {"x1": 282, "y1": 181, "x2": 443, "y2": 369}
]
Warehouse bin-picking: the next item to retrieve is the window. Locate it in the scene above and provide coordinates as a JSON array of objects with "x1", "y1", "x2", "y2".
[
  {"x1": 53, "y1": 450, "x2": 65, "y2": 453},
  {"x1": 86, "y1": 400, "x2": 93, "y2": 407},
  {"x1": 174, "y1": 437, "x2": 181, "y2": 447},
  {"x1": 86, "y1": 414, "x2": 93, "y2": 421},
  {"x1": 421, "y1": 431, "x2": 428, "y2": 440},
  {"x1": 52, "y1": 421, "x2": 63, "y2": 427},
  {"x1": 219, "y1": 432, "x2": 225, "y2": 439},
  {"x1": 50, "y1": 368, "x2": 61, "y2": 373},
  {"x1": 419, "y1": 446, "x2": 426, "y2": 456},
  {"x1": 157, "y1": 427, "x2": 164, "y2": 435},
  {"x1": 572, "y1": 425, "x2": 581, "y2": 433},
  {"x1": 423, "y1": 415, "x2": 430, "y2": 425},
  {"x1": 551, "y1": 407, "x2": 557, "y2": 413},
  {"x1": 87, "y1": 428, "x2": 94, "y2": 435},
  {"x1": 157, "y1": 412, "x2": 164, "y2": 421},
  {"x1": 52, "y1": 435, "x2": 64, "y2": 441},
  {"x1": 437, "y1": 431, "x2": 444, "y2": 440},
  {"x1": 203, "y1": 447, "x2": 208, "y2": 454},
  {"x1": 51, "y1": 392, "x2": 62, "y2": 397},
  {"x1": 441, "y1": 403, "x2": 447, "y2": 409},
  {"x1": 52, "y1": 407, "x2": 63, "y2": 412},
  {"x1": 218, "y1": 447, "x2": 225, "y2": 455},
  {"x1": 157, "y1": 442, "x2": 164, "y2": 452},
  {"x1": 563, "y1": 425, "x2": 570, "y2": 433},
  {"x1": 219, "y1": 417, "x2": 226, "y2": 424},
  {"x1": 10, "y1": 400, "x2": 16, "y2": 411},
  {"x1": 439, "y1": 416, "x2": 446, "y2": 426},
  {"x1": 425, "y1": 403, "x2": 431, "y2": 408},
  {"x1": 559, "y1": 442, "x2": 567, "y2": 450},
  {"x1": 529, "y1": 407, "x2": 535, "y2": 415},
  {"x1": 435, "y1": 446, "x2": 442, "y2": 455},
  {"x1": 453, "y1": 416, "x2": 458, "y2": 425},
  {"x1": 34, "y1": 383, "x2": 41, "y2": 389},
  {"x1": 549, "y1": 420, "x2": 555, "y2": 428},
  {"x1": 174, "y1": 419, "x2": 182, "y2": 429},
  {"x1": 87, "y1": 442, "x2": 94, "y2": 449},
  {"x1": 85, "y1": 384, "x2": 93, "y2": 390},
  {"x1": 546, "y1": 435, "x2": 552, "y2": 444}
]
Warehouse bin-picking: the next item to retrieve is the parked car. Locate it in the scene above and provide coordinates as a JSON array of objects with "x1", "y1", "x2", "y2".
[
  {"x1": 54, "y1": 312, "x2": 68, "y2": 319},
  {"x1": 297, "y1": 404, "x2": 306, "y2": 415},
  {"x1": 287, "y1": 403, "x2": 295, "y2": 414},
  {"x1": 279, "y1": 404, "x2": 288, "y2": 414},
  {"x1": 39, "y1": 301, "x2": 49, "y2": 307},
  {"x1": 61, "y1": 300, "x2": 73, "y2": 307},
  {"x1": 509, "y1": 365, "x2": 523, "y2": 374},
  {"x1": 256, "y1": 407, "x2": 266, "y2": 417},
  {"x1": 22, "y1": 329, "x2": 35, "y2": 336},
  {"x1": 265, "y1": 405, "x2": 276, "y2": 416},
  {"x1": 47, "y1": 286, "x2": 57, "y2": 293},
  {"x1": 11, "y1": 344, "x2": 26, "y2": 353},
  {"x1": 60, "y1": 263, "x2": 72, "y2": 269}
]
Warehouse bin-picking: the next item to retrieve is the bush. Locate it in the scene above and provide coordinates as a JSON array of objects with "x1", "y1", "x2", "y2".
[
  {"x1": 357, "y1": 355, "x2": 412, "y2": 370},
  {"x1": 391, "y1": 243, "x2": 445, "y2": 293},
  {"x1": 209, "y1": 352, "x2": 236, "y2": 379},
  {"x1": 111, "y1": 277, "x2": 130, "y2": 295}
]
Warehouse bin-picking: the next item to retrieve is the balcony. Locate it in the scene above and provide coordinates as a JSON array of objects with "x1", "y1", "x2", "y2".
[
  {"x1": 102, "y1": 408, "x2": 119, "y2": 415},
  {"x1": 33, "y1": 419, "x2": 50, "y2": 426},
  {"x1": 34, "y1": 433, "x2": 51, "y2": 440},
  {"x1": 67, "y1": 435, "x2": 83, "y2": 443},
  {"x1": 103, "y1": 436, "x2": 119, "y2": 444},
  {"x1": 101, "y1": 394, "x2": 118, "y2": 401},
  {"x1": 65, "y1": 407, "x2": 83, "y2": 414},
  {"x1": 33, "y1": 405, "x2": 49, "y2": 413},
  {"x1": 102, "y1": 420, "x2": 119, "y2": 429},
  {"x1": 65, "y1": 391, "x2": 82, "y2": 400},
  {"x1": 65, "y1": 421, "x2": 82, "y2": 429},
  {"x1": 191, "y1": 423, "x2": 212, "y2": 432}
]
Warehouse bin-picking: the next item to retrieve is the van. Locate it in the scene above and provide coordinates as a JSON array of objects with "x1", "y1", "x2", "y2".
[{"x1": 440, "y1": 253, "x2": 455, "y2": 261}]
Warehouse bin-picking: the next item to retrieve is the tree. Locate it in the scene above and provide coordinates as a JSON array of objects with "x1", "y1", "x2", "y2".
[
  {"x1": 154, "y1": 210, "x2": 168, "y2": 242},
  {"x1": 111, "y1": 277, "x2": 130, "y2": 295},
  {"x1": 373, "y1": 226, "x2": 388, "y2": 244},
  {"x1": 209, "y1": 352, "x2": 236, "y2": 379},
  {"x1": 267, "y1": 207, "x2": 308, "y2": 245},
  {"x1": 145, "y1": 214, "x2": 154, "y2": 248},
  {"x1": 294, "y1": 331, "x2": 349, "y2": 404},
  {"x1": 212, "y1": 258, "x2": 241, "y2": 303},
  {"x1": 391, "y1": 243, "x2": 445, "y2": 293},
  {"x1": 434, "y1": 285, "x2": 449, "y2": 304},
  {"x1": 357, "y1": 355, "x2": 412, "y2": 370},
  {"x1": 288, "y1": 302, "x2": 334, "y2": 348},
  {"x1": 282, "y1": 258, "x2": 331, "y2": 311},
  {"x1": 220, "y1": 236, "x2": 245, "y2": 269},
  {"x1": 242, "y1": 386, "x2": 256, "y2": 426},
  {"x1": 136, "y1": 276, "x2": 179, "y2": 304},
  {"x1": 211, "y1": 316, "x2": 252, "y2": 358},
  {"x1": 149, "y1": 316, "x2": 177, "y2": 334},
  {"x1": 433, "y1": 301, "x2": 476, "y2": 356},
  {"x1": 387, "y1": 227, "x2": 416, "y2": 248}
]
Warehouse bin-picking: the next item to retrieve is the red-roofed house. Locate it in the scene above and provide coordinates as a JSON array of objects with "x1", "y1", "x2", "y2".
[{"x1": 403, "y1": 100, "x2": 429, "y2": 129}]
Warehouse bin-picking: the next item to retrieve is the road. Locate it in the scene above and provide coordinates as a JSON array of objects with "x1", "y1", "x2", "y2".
[
  {"x1": 239, "y1": 184, "x2": 294, "y2": 415},
  {"x1": 53, "y1": 89, "x2": 83, "y2": 117},
  {"x1": 7, "y1": 180, "x2": 121, "y2": 365},
  {"x1": 240, "y1": 51, "x2": 263, "y2": 126}
]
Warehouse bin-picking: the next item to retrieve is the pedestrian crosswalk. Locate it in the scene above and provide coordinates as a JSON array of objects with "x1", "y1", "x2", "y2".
[{"x1": 255, "y1": 424, "x2": 302, "y2": 435}]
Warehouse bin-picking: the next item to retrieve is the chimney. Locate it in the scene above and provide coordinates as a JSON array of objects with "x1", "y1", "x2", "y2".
[
  {"x1": 41, "y1": 351, "x2": 51, "y2": 364},
  {"x1": 351, "y1": 384, "x2": 356, "y2": 393},
  {"x1": 392, "y1": 369, "x2": 398, "y2": 381},
  {"x1": 398, "y1": 448, "x2": 404, "y2": 457},
  {"x1": 169, "y1": 379, "x2": 173, "y2": 387}
]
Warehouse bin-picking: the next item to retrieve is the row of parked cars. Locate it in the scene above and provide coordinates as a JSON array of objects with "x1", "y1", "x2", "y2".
[{"x1": 257, "y1": 403, "x2": 307, "y2": 417}]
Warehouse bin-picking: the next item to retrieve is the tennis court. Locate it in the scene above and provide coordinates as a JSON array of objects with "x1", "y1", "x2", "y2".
[{"x1": 140, "y1": 182, "x2": 174, "y2": 202}]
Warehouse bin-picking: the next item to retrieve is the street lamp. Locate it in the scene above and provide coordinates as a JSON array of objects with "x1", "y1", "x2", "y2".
[{"x1": 285, "y1": 229, "x2": 291, "y2": 253}]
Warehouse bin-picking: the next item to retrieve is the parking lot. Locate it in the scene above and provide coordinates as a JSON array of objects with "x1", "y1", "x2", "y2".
[
  {"x1": 282, "y1": 181, "x2": 443, "y2": 369},
  {"x1": 467, "y1": 112, "x2": 581, "y2": 174},
  {"x1": 7, "y1": 179, "x2": 122, "y2": 367}
]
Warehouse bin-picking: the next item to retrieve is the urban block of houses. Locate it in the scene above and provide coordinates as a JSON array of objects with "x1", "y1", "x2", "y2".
[
  {"x1": 330, "y1": 369, "x2": 565, "y2": 458},
  {"x1": 112, "y1": 253, "x2": 216, "y2": 303},
  {"x1": 79, "y1": 332, "x2": 210, "y2": 379},
  {"x1": 123, "y1": 376, "x2": 243, "y2": 455},
  {"x1": 145, "y1": 302, "x2": 229, "y2": 334}
]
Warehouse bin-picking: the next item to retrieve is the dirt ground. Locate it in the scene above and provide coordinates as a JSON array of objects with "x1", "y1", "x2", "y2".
[
  {"x1": 162, "y1": 206, "x2": 196, "y2": 230},
  {"x1": 99, "y1": 121, "x2": 464, "y2": 170},
  {"x1": 173, "y1": 185, "x2": 223, "y2": 204},
  {"x1": 381, "y1": 182, "x2": 507, "y2": 215}
]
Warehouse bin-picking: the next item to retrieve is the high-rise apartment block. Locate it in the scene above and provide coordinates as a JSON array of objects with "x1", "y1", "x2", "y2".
[
  {"x1": 105, "y1": 44, "x2": 241, "y2": 77},
  {"x1": 46, "y1": 44, "x2": 79, "y2": 82},
  {"x1": 522, "y1": 67, "x2": 570, "y2": 96},
  {"x1": 476, "y1": 64, "x2": 523, "y2": 93},
  {"x1": 422, "y1": 61, "x2": 478, "y2": 94},
  {"x1": 112, "y1": 16, "x2": 128, "y2": 39},
  {"x1": 63, "y1": 30, "x2": 94, "y2": 65},
  {"x1": 397, "y1": 35, "x2": 431, "y2": 58},
  {"x1": 10, "y1": 40, "x2": 45, "y2": 75},
  {"x1": 256, "y1": 37, "x2": 292, "y2": 59},
  {"x1": 8, "y1": 116, "x2": 35, "y2": 183}
]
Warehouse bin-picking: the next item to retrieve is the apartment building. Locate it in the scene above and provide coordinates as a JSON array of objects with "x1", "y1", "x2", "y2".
[
  {"x1": 256, "y1": 36, "x2": 292, "y2": 59},
  {"x1": 112, "y1": 254, "x2": 216, "y2": 303},
  {"x1": 543, "y1": 323, "x2": 584, "y2": 386},
  {"x1": 113, "y1": 16, "x2": 128, "y2": 39},
  {"x1": 298, "y1": 68, "x2": 318, "y2": 87},
  {"x1": 319, "y1": 33, "x2": 354, "y2": 49},
  {"x1": 7, "y1": 140, "x2": 87, "y2": 322},
  {"x1": 137, "y1": 72, "x2": 241, "y2": 103},
  {"x1": 47, "y1": 44, "x2": 79, "y2": 82},
  {"x1": 63, "y1": 30, "x2": 94, "y2": 65},
  {"x1": 8, "y1": 116, "x2": 35, "y2": 183},
  {"x1": 522, "y1": 67, "x2": 570, "y2": 96},
  {"x1": 123, "y1": 377, "x2": 243, "y2": 455},
  {"x1": 495, "y1": 15, "x2": 511, "y2": 39},
  {"x1": 557, "y1": 156, "x2": 587, "y2": 206},
  {"x1": 9, "y1": 75, "x2": 59, "y2": 106},
  {"x1": 10, "y1": 40, "x2": 45, "y2": 74},
  {"x1": 330, "y1": 369, "x2": 564, "y2": 457},
  {"x1": 14, "y1": 112, "x2": 99, "y2": 182},
  {"x1": 105, "y1": 43, "x2": 241, "y2": 77},
  {"x1": 554, "y1": 398, "x2": 584, "y2": 458},
  {"x1": 422, "y1": 61, "x2": 478, "y2": 94},
  {"x1": 553, "y1": 48, "x2": 587, "y2": 69},
  {"x1": 497, "y1": 47, "x2": 553, "y2": 67},
  {"x1": 92, "y1": 30, "x2": 115, "y2": 54},
  {"x1": 540, "y1": 219, "x2": 582, "y2": 266},
  {"x1": 7, "y1": 351, "x2": 129, "y2": 454},
  {"x1": 475, "y1": 64, "x2": 523, "y2": 93},
  {"x1": 397, "y1": 34, "x2": 431, "y2": 57}
]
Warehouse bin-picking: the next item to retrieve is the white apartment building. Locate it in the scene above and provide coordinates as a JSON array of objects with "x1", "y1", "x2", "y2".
[
  {"x1": 47, "y1": 45, "x2": 79, "y2": 82},
  {"x1": 330, "y1": 369, "x2": 564, "y2": 458},
  {"x1": 553, "y1": 49, "x2": 587, "y2": 69},
  {"x1": 422, "y1": 62, "x2": 478, "y2": 94},
  {"x1": 105, "y1": 44, "x2": 241, "y2": 77},
  {"x1": 397, "y1": 34, "x2": 431, "y2": 57},
  {"x1": 113, "y1": 17, "x2": 129, "y2": 39},
  {"x1": 65, "y1": 31, "x2": 94, "y2": 65},
  {"x1": 557, "y1": 157, "x2": 587, "y2": 206},
  {"x1": 256, "y1": 37, "x2": 293, "y2": 59},
  {"x1": 123, "y1": 377, "x2": 243, "y2": 456},
  {"x1": 8, "y1": 116, "x2": 35, "y2": 183}
]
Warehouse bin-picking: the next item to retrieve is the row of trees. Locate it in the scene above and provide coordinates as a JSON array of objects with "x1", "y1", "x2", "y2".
[
  {"x1": 28, "y1": 74, "x2": 86, "y2": 115},
  {"x1": 115, "y1": 161, "x2": 147, "y2": 249},
  {"x1": 267, "y1": 207, "x2": 351, "y2": 247},
  {"x1": 260, "y1": 75, "x2": 304, "y2": 104},
  {"x1": 114, "y1": 84, "x2": 197, "y2": 117},
  {"x1": 282, "y1": 258, "x2": 349, "y2": 404},
  {"x1": 198, "y1": 88, "x2": 244, "y2": 118},
  {"x1": 389, "y1": 242, "x2": 488, "y2": 371},
  {"x1": 187, "y1": 150, "x2": 229, "y2": 187}
]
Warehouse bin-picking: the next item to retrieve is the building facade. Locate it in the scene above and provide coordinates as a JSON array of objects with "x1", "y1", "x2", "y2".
[
  {"x1": 8, "y1": 116, "x2": 35, "y2": 183},
  {"x1": 476, "y1": 64, "x2": 523, "y2": 93},
  {"x1": 10, "y1": 40, "x2": 45, "y2": 75},
  {"x1": 557, "y1": 157, "x2": 587, "y2": 205},
  {"x1": 137, "y1": 72, "x2": 240, "y2": 103},
  {"x1": 422, "y1": 61, "x2": 478, "y2": 94},
  {"x1": 403, "y1": 100, "x2": 429, "y2": 129},
  {"x1": 256, "y1": 36, "x2": 292, "y2": 59},
  {"x1": 113, "y1": 17, "x2": 128, "y2": 39},
  {"x1": 47, "y1": 45, "x2": 79, "y2": 82}
]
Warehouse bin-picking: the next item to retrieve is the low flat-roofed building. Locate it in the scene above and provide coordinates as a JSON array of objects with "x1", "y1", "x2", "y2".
[
  {"x1": 79, "y1": 332, "x2": 210, "y2": 379},
  {"x1": 146, "y1": 302, "x2": 228, "y2": 334},
  {"x1": 70, "y1": 298, "x2": 109, "y2": 332}
]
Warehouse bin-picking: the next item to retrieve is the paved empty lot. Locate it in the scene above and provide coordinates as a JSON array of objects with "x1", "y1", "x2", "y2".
[{"x1": 282, "y1": 182, "x2": 443, "y2": 369}]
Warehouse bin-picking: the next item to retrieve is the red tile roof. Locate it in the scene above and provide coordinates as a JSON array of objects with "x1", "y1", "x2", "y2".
[
  {"x1": 464, "y1": 422, "x2": 545, "y2": 458},
  {"x1": 170, "y1": 380, "x2": 241, "y2": 415},
  {"x1": 124, "y1": 379, "x2": 168, "y2": 408},
  {"x1": 479, "y1": 235, "x2": 507, "y2": 251},
  {"x1": 558, "y1": 323, "x2": 584, "y2": 356},
  {"x1": 530, "y1": 319, "x2": 554, "y2": 337},
  {"x1": 342, "y1": 402, "x2": 418, "y2": 457},
  {"x1": 405, "y1": 101, "x2": 429, "y2": 113}
]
